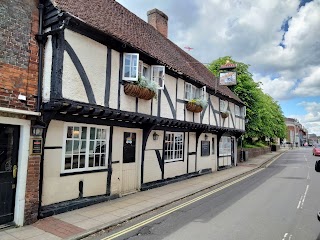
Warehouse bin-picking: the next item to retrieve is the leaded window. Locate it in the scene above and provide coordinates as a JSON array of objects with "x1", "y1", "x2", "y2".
[{"x1": 164, "y1": 132, "x2": 183, "y2": 162}]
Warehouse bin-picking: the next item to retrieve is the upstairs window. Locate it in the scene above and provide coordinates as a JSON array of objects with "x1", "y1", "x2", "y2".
[
  {"x1": 123, "y1": 53, "x2": 139, "y2": 81},
  {"x1": 220, "y1": 100, "x2": 228, "y2": 112},
  {"x1": 241, "y1": 106, "x2": 246, "y2": 117},
  {"x1": 185, "y1": 83, "x2": 206, "y2": 100},
  {"x1": 138, "y1": 61, "x2": 165, "y2": 89},
  {"x1": 151, "y1": 65, "x2": 165, "y2": 89},
  {"x1": 235, "y1": 105, "x2": 240, "y2": 116}
]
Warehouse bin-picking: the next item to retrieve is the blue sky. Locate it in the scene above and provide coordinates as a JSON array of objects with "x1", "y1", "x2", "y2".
[{"x1": 116, "y1": 0, "x2": 320, "y2": 135}]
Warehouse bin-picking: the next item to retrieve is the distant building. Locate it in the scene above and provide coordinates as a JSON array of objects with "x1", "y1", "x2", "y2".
[
  {"x1": 308, "y1": 134, "x2": 318, "y2": 145},
  {"x1": 285, "y1": 118, "x2": 308, "y2": 146}
]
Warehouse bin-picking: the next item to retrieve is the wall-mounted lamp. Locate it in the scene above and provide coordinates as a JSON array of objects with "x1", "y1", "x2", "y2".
[
  {"x1": 153, "y1": 132, "x2": 159, "y2": 141},
  {"x1": 204, "y1": 134, "x2": 208, "y2": 141},
  {"x1": 31, "y1": 120, "x2": 46, "y2": 137}
]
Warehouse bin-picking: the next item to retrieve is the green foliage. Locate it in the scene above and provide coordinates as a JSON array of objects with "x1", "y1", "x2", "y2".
[
  {"x1": 208, "y1": 56, "x2": 286, "y2": 141},
  {"x1": 189, "y1": 98, "x2": 208, "y2": 108}
]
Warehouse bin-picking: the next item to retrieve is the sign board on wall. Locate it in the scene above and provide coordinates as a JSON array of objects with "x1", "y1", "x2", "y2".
[
  {"x1": 201, "y1": 141, "x2": 210, "y2": 156},
  {"x1": 30, "y1": 138, "x2": 43, "y2": 155},
  {"x1": 219, "y1": 71, "x2": 237, "y2": 86}
]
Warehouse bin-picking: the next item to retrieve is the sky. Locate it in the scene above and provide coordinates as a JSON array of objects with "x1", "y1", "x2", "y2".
[{"x1": 116, "y1": 0, "x2": 320, "y2": 136}]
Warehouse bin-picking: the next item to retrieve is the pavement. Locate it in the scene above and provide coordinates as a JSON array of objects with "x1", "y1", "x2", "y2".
[{"x1": 0, "y1": 147, "x2": 289, "y2": 240}]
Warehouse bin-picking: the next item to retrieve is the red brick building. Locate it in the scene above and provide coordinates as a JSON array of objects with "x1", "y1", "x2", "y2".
[
  {"x1": 0, "y1": 0, "x2": 41, "y2": 226},
  {"x1": 285, "y1": 118, "x2": 308, "y2": 147}
]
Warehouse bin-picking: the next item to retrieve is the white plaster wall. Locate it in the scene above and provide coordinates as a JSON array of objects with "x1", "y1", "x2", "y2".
[
  {"x1": 144, "y1": 150, "x2": 162, "y2": 183},
  {"x1": 164, "y1": 161, "x2": 186, "y2": 178},
  {"x1": 152, "y1": 93, "x2": 159, "y2": 116},
  {"x1": 188, "y1": 132, "x2": 196, "y2": 173},
  {"x1": 197, "y1": 134, "x2": 213, "y2": 171},
  {"x1": 138, "y1": 98, "x2": 152, "y2": 115},
  {"x1": 194, "y1": 111, "x2": 201, "y2": 123},
  {"x1": 177, "y1": 102, "x2": 185, "y2": 121},
  {"x1": 160, "y1": 74, "x2": 176, "y2": 119},
  {"x1": 185, "y1": 108, "x2": 193, "y2": 122},
  {"x1": 62, "y1": 53, "x2": 89, "y2": 103},
  {"x1": 188, "y1": 156, "x2": 196, "y2": 173},
  {"x1": 229, "y1": 102, "x2": 235, "y2": 129},
  {"x1": 63, "y1": 29, "x2": 107, "y2": 106},
  {"x1": 111, "y1": 164, "x2": 121, "y2": 195},
  {"x1": 146, "y1": 131, "x2": 164, "y2": 150},
  {"x1": 177, "y1": 78, "x2": 185, "y2": 100},
  {"x1": 120, "y1": 85, "x2": 136, "y2": 112},
  {"x1": 209, "y1": 95, "x2": 218, "y2": 127},
  {"x1": 42, "y1": 33, "x2": 52, "y2": 102},
  {"x1": 109, "y1": 50, "x2": 120, "y2": 109},
  {"x1": 42, "y1": 120, "x2": 108, "y2": 206},
  {"x1": 202, "y1": 103, "x2": 210, "y2": 125}
]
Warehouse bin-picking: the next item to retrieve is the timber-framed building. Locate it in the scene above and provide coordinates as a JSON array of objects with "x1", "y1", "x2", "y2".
[{"x1": 38, "y1": 0, "x2": 246, "y2": 217}]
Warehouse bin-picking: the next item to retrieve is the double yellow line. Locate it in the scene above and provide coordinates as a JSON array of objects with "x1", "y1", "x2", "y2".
[{"x1": 102, "y1": 168, "x2": 264, "y2": 240}]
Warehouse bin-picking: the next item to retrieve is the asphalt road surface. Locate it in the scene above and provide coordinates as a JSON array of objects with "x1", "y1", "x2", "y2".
[{"x1": 86, "y1": 148, "x2": 320, "y2": 240}]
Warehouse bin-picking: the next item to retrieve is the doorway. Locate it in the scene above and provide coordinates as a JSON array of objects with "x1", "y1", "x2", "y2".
[
  {"x1": 121, "y1": 131, "x2": 139, "y2": 195},
  {"x1": 0, "y1": 124, "x2": 20, "y2": 225}
]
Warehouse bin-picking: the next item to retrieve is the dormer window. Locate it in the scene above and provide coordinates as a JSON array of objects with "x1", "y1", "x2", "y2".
[
  {"x1": 123, "y1": 53, "x2": 139, "y2": 81},
  {"x1": 235, "y1": 105, "x2": 240, "y2": 116}
]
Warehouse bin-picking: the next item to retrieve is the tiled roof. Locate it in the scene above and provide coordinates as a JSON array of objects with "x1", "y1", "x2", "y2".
[{"x1": 51, "y1": 0, "x2": 242, "y2": 103}]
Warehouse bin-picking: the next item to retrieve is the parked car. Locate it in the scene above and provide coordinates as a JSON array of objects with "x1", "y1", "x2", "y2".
[{"x1": 312, "y1": 144, "x2": 320, "y2": 156}]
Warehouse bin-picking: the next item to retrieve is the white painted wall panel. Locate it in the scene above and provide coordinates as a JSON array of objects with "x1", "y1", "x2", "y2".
[
  {"x1": 109, "y1": 50, "x2": 120, "y2": 109},
  {"x1": 120, "y1": 85, "x2": 137, "y2": 112},
  {"x1": 164, "y1": 161, "x2": 186, "y2": 178},
  {"x1": 62, "y1": 52, "x2": 89, "y2": 103},
  {"x1": 63, "y1": 29, "x2": 107, "y2": 106},
  {"x1": 138, "y1": 98, "x2": 152, "y2": 115},
  {"x1": 176, "y1": 102, "x2": 185, "y2": 121},
  {"x1": 144, "y1": 150, "x2": 162, "y2": 183},
  {"x1": 160, "y1": 75, "x2": 176, "y2": 119},
  {"x1": 42, "y1": 34, "x2": 52, "y2": 102},
  {"x1": 177, "y1": 78, "x2": 185, "y2": 100}
]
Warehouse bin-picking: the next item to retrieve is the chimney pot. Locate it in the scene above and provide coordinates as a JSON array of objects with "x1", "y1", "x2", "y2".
[{"x1": 147, "y1": 8, "x2": 168, "y2": 38}]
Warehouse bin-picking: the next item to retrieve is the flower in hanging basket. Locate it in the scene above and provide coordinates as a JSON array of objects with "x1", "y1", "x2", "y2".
[
  {"x1": 186, "y1": 98, "x2": 207, "y2": 113},
  {"x1": 221, "y1": 111, "x2": 229, "y2": 118},
  {"x1": 123, "y1": 76, "x2": 159, "y2": 100}
]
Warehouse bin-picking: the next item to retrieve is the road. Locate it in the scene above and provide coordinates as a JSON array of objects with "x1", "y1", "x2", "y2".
[{"x1": 86, "y1": 148, "x2": 320, "y2": 240}]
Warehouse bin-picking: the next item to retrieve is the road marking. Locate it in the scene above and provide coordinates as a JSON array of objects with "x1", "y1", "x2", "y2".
[
  {"x1": 297, "y1": 185, "x2": 309, "y2": 209},
  {"x1": 282, "y1": 233, "x2": 288, "y2": 240},
  {"x1": 101, "y1": 169, "x2": 264, "y2": 240}
]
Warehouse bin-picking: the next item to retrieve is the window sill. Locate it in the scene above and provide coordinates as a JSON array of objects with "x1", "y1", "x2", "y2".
[{"x1": 60, "y1": 168, "x2": 109, "y2": 177}]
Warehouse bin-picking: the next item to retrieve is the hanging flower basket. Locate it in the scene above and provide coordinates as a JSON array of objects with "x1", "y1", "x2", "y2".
[
  {"x1": 221, "y1": 111, "x2": 229, "y2": 118},
  {"x1": 124, "y1": 83, "x2": 155, "y2": 100},
  {"x1": 186, "y1": 102, "x2": 203, "y2": 113}
]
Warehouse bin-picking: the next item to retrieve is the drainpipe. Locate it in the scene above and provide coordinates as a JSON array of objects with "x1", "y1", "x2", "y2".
[{"x1": 36, "y1": 3, "x2": 44, "y2": 112}]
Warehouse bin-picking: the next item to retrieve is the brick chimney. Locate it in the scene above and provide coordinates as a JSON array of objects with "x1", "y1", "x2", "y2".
[{"x1": 147, "y1": 8, "x2": 168, "y2": 38}]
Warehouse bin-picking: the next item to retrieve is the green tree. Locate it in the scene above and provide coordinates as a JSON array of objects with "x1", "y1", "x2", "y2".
[{"x1": 207, "y1": 56, "x2": 286, "y2": 143}]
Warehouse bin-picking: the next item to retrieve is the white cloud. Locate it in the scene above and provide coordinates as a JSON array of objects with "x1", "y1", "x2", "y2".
[{"x1": 116, "y1": 0, "x2": 320, "y2": 135}]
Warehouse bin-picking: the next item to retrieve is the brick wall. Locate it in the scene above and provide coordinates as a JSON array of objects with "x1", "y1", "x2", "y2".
[
  {"x1": 1, "y1": 0, "x2": 41, "y2": 225},
  {"x1": 0, "y1": 0, "x2": 39, "y2": 112},
  {"x1": 237, "y1": 147, "x2": 271, "y2": 162}
]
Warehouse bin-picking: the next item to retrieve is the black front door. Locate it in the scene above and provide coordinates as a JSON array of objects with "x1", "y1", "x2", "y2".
[
  {"x1": 231, "y1": 137, "x2": 235, "y2": 166},
  {"x1": 0, "y1": 124, "x2": 20, "y2": 225}
]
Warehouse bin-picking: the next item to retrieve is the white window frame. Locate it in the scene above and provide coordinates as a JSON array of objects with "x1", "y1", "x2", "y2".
[
  {"x1": 61, "y1": 123, "x2": 109, "y2": 173},
  {"x1": 219, "y1": 136, "x2": 231, "y2": 157},
  {"x1": 220, "y1": 99, "x2": 228, "y2": 112},
  {"x1": 235, "y1": 105, "x2": 240, "y2": 116},
  {"x1": 164, "y1": 132, "x2": 184, "y2": 162},
  {"x1": 138, "y1": 61, "x2": 151, "y2": 80},
  {"x1": 185, "y1": 83, "x2": 206, "y2": 100},
  {"x1": 151, "y1": 65, "x2": 165, "y2": 89},
  {"x1": 241, "y1": 106, "x2": 246, "y2": 117},
  {"x1": 123, "y1": 53, "x2": 139, "y2": 81}
]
